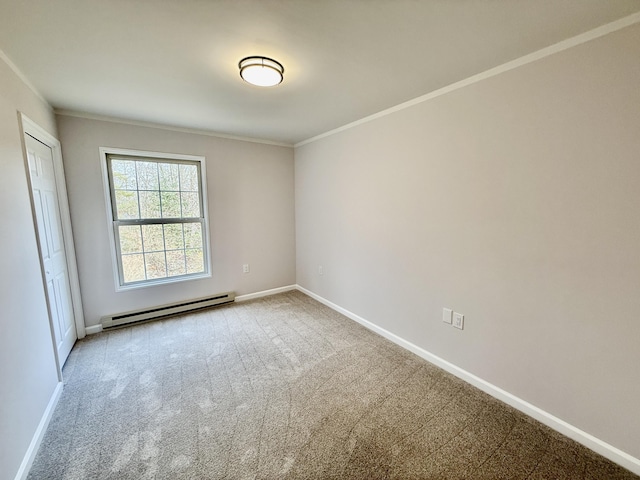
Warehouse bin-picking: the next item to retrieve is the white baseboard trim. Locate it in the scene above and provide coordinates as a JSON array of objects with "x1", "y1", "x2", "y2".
[
  {"x1": 85, "y1": 324, "x2": 103, "y2": 335},
  {"x1": 295, "y1": 285, "x2": 640, "y2": 476},
  {"x1": 235, "y1": 285, "x2": 297, "y2": 302},
  {"x1": 14, "y1": 381, "x2": 63, "y2": 480}
]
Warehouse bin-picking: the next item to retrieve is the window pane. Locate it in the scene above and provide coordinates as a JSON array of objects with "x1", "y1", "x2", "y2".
[
  {"x1": 161, "y1": 191, "x2": 181, "y2": 218},
  {"x1": 136, "y1": 161, "x2": 159, "y2": 190},
  {"x1": 139, "y1": 191, "x2": 161, "y2": 218},
  {"x1": 119, "y1": 225, "x2": 142, "y2": 254},
  {"x1": 164, "y1": 224, "x2": 184, "y2": 250},
  {"x1": 180, "y1": 164, "x2": 199, "y2": 192},
  {"x1": 142, "y1": 224, "x2": 164, "y2": 252},
  {"x1": 115, "y1": 190, "x2": 139, "y2": 219},
  {"x1": 122, "y1": 253, "x2": 145, "y2": 283},
  {"x1": 159, "y1": 163, "x2": 179, "y2": 191},
  {"x1": 166, "y1": 250, "x2": 186, "y2": 277},
  {"x1": 186, "y1": 248, "x2": 204, "y2": 274},
  {"x1": 181, "y1": 192, "x2": 200, "y2": 218},
  {"x1": 111, "y1": 160, "x2": 137, "y2": 190},
  {"x1": 184, "y1": 223, "x2": 203, "y2": 249},
  {"x1": 107, "y1": 153, "x2": 208, "y2": 286},
  {"x1": 145, "y1": 252, "x2": 167, "y2": 279}
]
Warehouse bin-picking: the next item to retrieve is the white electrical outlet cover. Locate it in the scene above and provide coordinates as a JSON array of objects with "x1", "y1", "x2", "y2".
[
  {"x1": 442, "y1": 308, "x2": 453, "y2": 324},
  {"x1": 453, "y1": 312, "x2": 464, "y2": 330}
]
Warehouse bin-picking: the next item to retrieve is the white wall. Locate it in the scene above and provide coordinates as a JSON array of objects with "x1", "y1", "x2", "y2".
[
  {"x1": 0, "y1": 57, "x2": 61, "y2": 480},
  {"x1": 295, "y1": 23, "x2": 640, "y2": 460},
  {"x1": 56, "y1": 115, "x2": 295, "y2": 327}
]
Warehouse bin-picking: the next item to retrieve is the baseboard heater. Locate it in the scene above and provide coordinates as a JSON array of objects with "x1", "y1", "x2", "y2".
[{"x1": 101, "y1": 292, "x2": 235, "y2": 330}]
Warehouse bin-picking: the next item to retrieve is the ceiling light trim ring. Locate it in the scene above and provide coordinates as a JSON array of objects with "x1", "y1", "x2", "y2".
[{"x1": 239, "y1": 56, "x2": 284, "y2": 87}]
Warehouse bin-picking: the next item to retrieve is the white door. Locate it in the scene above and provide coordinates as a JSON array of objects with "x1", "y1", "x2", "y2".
[{"x1": 26, "y1": 133, "x2": 77, "y2": 365}]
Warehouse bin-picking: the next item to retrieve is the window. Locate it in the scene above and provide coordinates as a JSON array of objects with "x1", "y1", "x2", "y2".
[{"x1": 101, "y1": 148, "x2": 210, "y2": 289}]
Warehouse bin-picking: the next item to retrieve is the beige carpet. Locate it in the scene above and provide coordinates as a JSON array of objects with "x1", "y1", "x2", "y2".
[{"x1": 28, "y1": 290, "x2": 638, "y2": 479}]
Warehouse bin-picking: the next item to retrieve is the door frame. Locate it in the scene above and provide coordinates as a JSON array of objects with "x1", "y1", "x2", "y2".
[{"x1": 19, "y1": 113, "x2": 86, "y2": 346}]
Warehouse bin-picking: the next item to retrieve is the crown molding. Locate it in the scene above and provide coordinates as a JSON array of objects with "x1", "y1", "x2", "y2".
[
  {"x1": 55, "y1": 110, "x2": 293, "y2": 148},
  {"x1": 296, "y1": 11, "x2": 640, "y2": 148}
]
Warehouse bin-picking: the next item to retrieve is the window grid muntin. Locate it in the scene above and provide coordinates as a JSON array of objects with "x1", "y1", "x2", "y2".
[
  {"x1": 114, "y1": 216, "x2": 205, "y2": 285},
  {"x1": 108, "y1": 155, "x2": 203, "y2": 222},
  {"x1": 107, "y1": 153, "x2": 207, "y2": 287}
]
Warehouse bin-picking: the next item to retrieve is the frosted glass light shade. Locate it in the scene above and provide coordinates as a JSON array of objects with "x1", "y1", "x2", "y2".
[{"x1": 239, "y1": 56, "x2": 284, "y2": 87}]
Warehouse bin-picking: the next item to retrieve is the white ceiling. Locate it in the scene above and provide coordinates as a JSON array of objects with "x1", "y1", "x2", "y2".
[{"x1": 1, "y1": 1, "x2": 639, "y2": 145}]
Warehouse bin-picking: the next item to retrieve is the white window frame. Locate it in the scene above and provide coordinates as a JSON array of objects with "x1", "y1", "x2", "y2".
[{"x1": 100, "y1": 147, "x2": 211, "y2": 291}]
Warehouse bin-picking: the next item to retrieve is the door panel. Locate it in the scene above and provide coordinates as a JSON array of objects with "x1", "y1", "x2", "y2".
[{"x1": 26, "y1": 134, "x2": 77, "y2": 365}]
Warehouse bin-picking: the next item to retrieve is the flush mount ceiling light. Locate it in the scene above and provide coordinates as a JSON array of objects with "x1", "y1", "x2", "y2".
[{"x1": 239, "y1": 56, "x2": 284, "y2": 87}]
